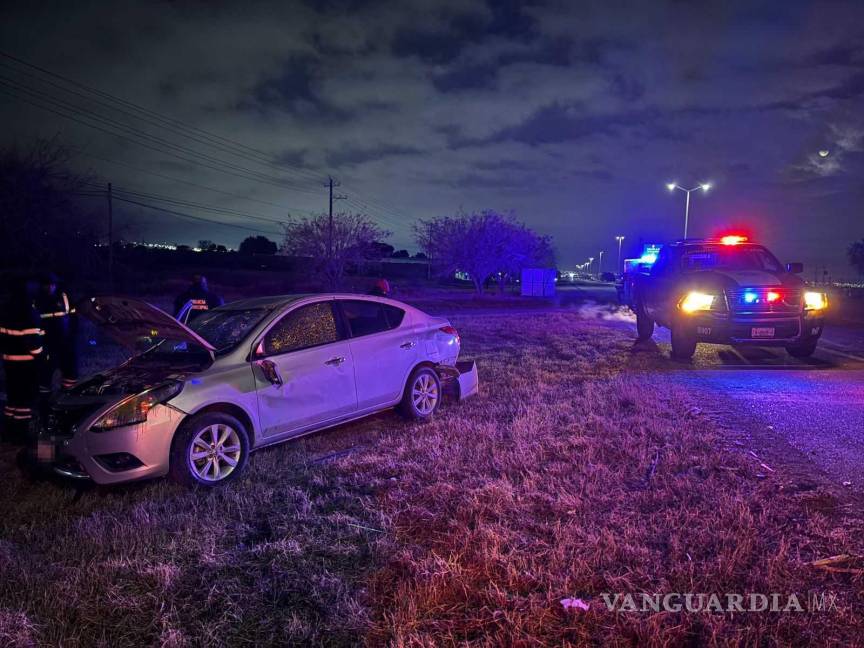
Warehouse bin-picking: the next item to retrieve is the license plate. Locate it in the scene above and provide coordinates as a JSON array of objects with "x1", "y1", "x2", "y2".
[{"x1": 751, "y1": 327, "x2": 775, "y2": 338}]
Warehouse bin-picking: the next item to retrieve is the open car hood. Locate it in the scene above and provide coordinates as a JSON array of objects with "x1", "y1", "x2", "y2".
[{"x1": 78, "y1": 296, "x2": 215, "y2": 358}]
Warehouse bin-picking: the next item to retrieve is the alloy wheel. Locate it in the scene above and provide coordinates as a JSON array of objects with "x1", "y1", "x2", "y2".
[
  {"x1": 189, "y1": 423, "x2": 242, "y2": 482},
  {"x1": 411, "y1": 373, "x2": 439, "y2": 415}
]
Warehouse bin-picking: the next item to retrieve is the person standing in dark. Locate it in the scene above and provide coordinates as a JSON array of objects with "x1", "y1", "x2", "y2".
[
  {"x1": 1, "y1": 276, "x2": 44, "y2": 444},
  {"x1": 35, "y1": 272, "x2": 79, "y2": 393},
  {"x1": 173, "y1": 274, "x2": 224, "y2": 321}
]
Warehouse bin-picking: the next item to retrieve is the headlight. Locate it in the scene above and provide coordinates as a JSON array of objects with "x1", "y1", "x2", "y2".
[
  {"x1": 91, "y1": 381, "x2": 183, "y2": 432},
  {"x1": 804, "y1": 291, "x2": 828, "y2": 311},
  {"x1": 680, "y1": 291, "x2": 715, "y2": 313}
]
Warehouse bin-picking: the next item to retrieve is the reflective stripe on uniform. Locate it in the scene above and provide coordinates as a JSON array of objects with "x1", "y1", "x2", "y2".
[
  {"x1": 41, "y1": 293, "x2": 72, "y2": 319},
  {"x1": 190, "y1": 299, "x2": 209, "y2": 311},
  {"x1": 2, "y1": 353, "x2": 36, "y2": 361},
  {"x1": 0, "y1": 327, "x2": 45, "y2": 336},
  {"x1": 30, "y1": 347, "x2": 43, "y2": 355}
]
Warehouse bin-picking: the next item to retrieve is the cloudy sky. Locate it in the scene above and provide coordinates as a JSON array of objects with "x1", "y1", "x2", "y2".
[{"x1": 2, "y1": 0, "x2": 863, "y2": 276}]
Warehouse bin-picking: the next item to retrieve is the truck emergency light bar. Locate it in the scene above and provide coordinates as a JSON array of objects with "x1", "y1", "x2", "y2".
[{"x1": 720, "y1": 235, "x2": 748, "y2": 245}]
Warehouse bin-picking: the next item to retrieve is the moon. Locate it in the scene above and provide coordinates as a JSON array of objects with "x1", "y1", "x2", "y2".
[{"x1": 818, "y1": 149, "x2": 830, "y2": 158}]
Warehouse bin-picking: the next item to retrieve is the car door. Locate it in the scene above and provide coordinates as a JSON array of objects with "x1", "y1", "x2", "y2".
[
  {"x1": 337, "y1": 299, "x2": 418, "y2": 410},
  {"x1": 252, "y1": 300, "x2": 357, "y2": 438},
  {"x1": 645, "y1": 247, "x2": 676, "y2": 324}
]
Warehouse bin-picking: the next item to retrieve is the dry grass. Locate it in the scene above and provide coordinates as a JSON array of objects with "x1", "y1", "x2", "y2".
[{"x1": 0, "y1": 311, "x2": 862, "y2": 646}]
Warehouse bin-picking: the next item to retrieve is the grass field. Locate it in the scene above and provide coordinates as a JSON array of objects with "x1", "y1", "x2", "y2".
[{"x1": 1, "y1": 310, "x2": 862, "y2": 646}]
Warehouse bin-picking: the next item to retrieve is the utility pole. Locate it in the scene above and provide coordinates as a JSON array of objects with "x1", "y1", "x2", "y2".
[
  {"x1": 615, "y1": 235, "x2": 625, "y2": 274},
  {"x1": 325, "y1": 176, "x2": 347, "y2": 259},
  {"x1": 107, "y1": 182, "x2": 114, "y2": 289}
]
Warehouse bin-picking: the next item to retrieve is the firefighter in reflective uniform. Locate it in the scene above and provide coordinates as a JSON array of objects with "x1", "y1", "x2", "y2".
[
  {"x1": 35, "y1": 273, "x2": 78, "y2": 392},
  {"x1": 173, "y1": 275, "x2": 223, "y2": 322},
  {"x1": 1, "y1": 277, "x2": 44, "y2": 444}
]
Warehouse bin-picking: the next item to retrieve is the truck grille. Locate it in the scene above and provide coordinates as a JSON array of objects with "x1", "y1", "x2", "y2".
[{"x1": 726, "y1": 288, "x2": 802, "y2": 314}]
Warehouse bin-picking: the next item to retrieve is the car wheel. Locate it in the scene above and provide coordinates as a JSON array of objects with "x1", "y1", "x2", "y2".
[
  {"x1": 636, "y1": 306, "x2": 654, "y2": 341},
  {"x1": 169, "y1": 412, "x2": 250, "y2": 487},
  {"x1": 397, "y1": 366, "x2": 441, "y2": 421},
  {"x1": 786, "y1": 339, "x2": 818, "y2": 358},
  {"x1": 670, "y1": 322, "x2": 697, "y2": 360}
]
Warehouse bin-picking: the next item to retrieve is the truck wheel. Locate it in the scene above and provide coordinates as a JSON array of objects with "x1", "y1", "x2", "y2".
[
  {"x1": 636, "y1": 309, "x2": 654, "y2": 341},
  {"x1": 786, "y1": 339, "x2": 818, "y2": 358},
  {"x1": 169, "y1": 412, "x2": 250, "y2": 487},
  {"x1": 671, "y1": 323, "x2": 697, "y2": 360}
]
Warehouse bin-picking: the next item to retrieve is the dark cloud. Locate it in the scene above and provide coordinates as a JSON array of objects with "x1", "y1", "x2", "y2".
[{"x1": 0, "y1": 0, "x2": 862, "y2": 276}]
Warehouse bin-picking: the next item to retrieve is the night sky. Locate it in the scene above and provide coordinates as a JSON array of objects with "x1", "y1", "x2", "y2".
[{"x1": 2, "y1": 1, "x2": 863, "y2": 277}]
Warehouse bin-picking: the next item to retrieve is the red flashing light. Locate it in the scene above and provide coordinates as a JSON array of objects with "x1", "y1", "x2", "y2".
[
  {"x1": 720, "y1": 235, "x2": 748, "y2": 246},
  {"x1": 766, "y1": 291, "x2": 780, "y2": 303}
]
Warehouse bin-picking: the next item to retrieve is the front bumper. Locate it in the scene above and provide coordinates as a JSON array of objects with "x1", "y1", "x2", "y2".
[
  {"x1": 686, "y1": 311, "x2": 825, "y2": 346},
  {"x1": 47, "y1": 403, "x2": 184, "y2": 485}
]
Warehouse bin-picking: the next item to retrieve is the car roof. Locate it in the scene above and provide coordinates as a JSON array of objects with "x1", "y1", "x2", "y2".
[{"x1": 218, "y1": 293, "x2": 414, "y2": 311}]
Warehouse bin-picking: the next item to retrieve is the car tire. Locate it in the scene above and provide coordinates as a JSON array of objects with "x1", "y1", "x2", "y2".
[
  {"x1": 397, "y1": 366, "x2": 441, "y2": 422},
  {"x1": 671, "y1": 322, "x2": 697, "y2": 360},
  {"x1": 636, "y1": 307, "x2": 654, "y2": 341},
  {"x1": 786, "y1": 339, "x2": 818, "y2": 358},
  {"x1": 169, "y1": 412, "x2": 250, "y2": 487}
]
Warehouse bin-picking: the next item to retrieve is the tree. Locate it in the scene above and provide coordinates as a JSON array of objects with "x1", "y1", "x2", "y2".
[
  {"x1": 415, "y1": 210, "x2": 555, "y2": 293},
  {"x1": 0, "y1": 138, "x2": 99, "y2": 277},
  {"x1": 368, "y1": 241, "x2": 395, "y2": 259},
  {"x1": 238, "y1": 235, "x2": 278, "y2": 255},
  {"x1": 392, "y1": 249, "x2": 410, "y2": 259},
  {"x1": 281, "y1": 212, "x2": 389, "y2": 289},
  {"x1": 198, "y1": 239, "x2": 218, "y2": 252},
  {"x1": 849, "y1": 239, "x2": 864, "y2": 276},
  {"x1": 413, "y1": 251, "x2": 427, "y2": 260}
]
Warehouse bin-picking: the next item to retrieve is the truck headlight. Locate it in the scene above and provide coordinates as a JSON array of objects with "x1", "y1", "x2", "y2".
[
  {"x1": 680, "y1": 291, "x2": 715, "y2": 313},
  {"x1": 803, "y1": 291, "x2": 828, "y2": 311},
  {"x1": 91, "y1": 381, "x2": 183, "y2": 432}
]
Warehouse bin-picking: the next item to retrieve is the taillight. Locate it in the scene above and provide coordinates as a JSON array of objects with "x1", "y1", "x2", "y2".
[{"x1": 439, "y1": 325, "x2": 460, "y2": 345}]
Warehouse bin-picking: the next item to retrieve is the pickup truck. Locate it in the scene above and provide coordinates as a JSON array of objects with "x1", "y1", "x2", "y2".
[{"x1": 624, "y1": 236, "x2": 828, "y2": 359}]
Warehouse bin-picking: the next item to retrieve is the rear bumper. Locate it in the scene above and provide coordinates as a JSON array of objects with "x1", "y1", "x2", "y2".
[
  {"x1": 687, "y1": 312, "x2": 824, "y2": 346},
  {"x1": 437, "y1": 360, "x2": 479, "y2": 400}
]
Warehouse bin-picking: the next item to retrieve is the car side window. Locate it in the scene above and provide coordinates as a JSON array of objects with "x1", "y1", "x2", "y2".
[
  {"x1": 340, "y1": 300, "x2": 405, "y2": 337},
  {"x1": 259, "y1": 301, "x2": 340, "y2": 356}
]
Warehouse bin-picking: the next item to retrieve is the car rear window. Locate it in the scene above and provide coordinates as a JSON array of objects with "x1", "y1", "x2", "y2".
[
  {"x1": 261, "y1": 301, "x2": 340, "y2": 355},
  {"x1": 340, "y1": 300, "x2": 405, "y2": 337}
]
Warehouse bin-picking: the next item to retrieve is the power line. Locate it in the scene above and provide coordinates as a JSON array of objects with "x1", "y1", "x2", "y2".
[
  {"x1": 0, "y1": 50, "x2": 324, "y2": 185},
  {"x1": 111, "y1": 195, "x2": 283, "y2": 236},
  {"x1": 74, "y1": 150, "x2": 319, "y2": 214},
  {"x1": 0, "y1": 79, "x2": 324, "y2": 197}
]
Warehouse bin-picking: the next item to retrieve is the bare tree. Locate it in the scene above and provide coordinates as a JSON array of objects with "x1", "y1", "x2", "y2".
[
  {"x1": 415, "y1": 210, "x2": 555, "y2": 293},
  {"x1": 0, "y1": 138, "x2": 99, "y2": 277},
  {"x1": 281, "y1": 212, "x2": 389, "y2": 289}
]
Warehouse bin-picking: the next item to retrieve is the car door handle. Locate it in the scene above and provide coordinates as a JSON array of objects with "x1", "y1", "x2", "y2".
[
  {"x1": 400, "y1": 341, "x2": 416, "y2": 349},
  {"x1": 324, "y1": 356, "x2": 346, "y2": 366}
]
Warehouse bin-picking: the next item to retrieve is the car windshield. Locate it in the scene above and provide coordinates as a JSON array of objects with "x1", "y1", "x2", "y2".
[
  {"x1": 188, "y1": 308, "x2": 269, "y2": 353},
  {"x1": 681, "y1": 245, "x2": 783, "y2": 273}
]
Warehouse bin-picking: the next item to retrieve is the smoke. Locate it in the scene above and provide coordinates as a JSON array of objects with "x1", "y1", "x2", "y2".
[{"x1": 572, "y1": 301, "x2": 636, "y2": 323}]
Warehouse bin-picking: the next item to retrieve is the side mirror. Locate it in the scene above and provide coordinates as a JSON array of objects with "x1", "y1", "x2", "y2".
[
  {"x1": 786, "y1": 262, "x2": 803, "y2": 274},
  {"x1": 256, "y1": 359, "x2": 283, "y2": 387}
]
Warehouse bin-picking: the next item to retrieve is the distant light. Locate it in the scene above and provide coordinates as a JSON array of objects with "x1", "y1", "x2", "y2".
[
  {"x1": 720, "y1": 235, "x2": 748, "y2": 245},
  {"x1": 701, "y1": 182, "x2": 712, "y2": 191},
  {"x1": 639, "y1": 253, "x2": 658, "y2": 265},
  {"x1": 666, "y1": 183, "x2": 677, "y2": 191},
  {"x1": 818, "y1": 150, "x2": 830, "y2": 158}
]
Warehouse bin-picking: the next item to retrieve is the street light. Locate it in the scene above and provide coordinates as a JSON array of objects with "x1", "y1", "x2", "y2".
[
  {"x1": 588, "y1": 257, "x2": 594, "y2": 276},
  {"x1": 598, "y1": 250, "x2": 604, "y2": 275},
  {"x1": 666, "y1": 182, "x2": 711, "y2": 239},
  {"x1": 615, "y1": 235, "x2": 625, "y2": 274}
]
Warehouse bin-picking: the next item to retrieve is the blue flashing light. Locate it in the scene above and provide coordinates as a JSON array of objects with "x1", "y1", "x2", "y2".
[
  {"x1": 743, "y1": 291, "x2": 759, "y2": 304},
  {"x1": 639, "y1": 253, "x2": 658, "y2": 265}
]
